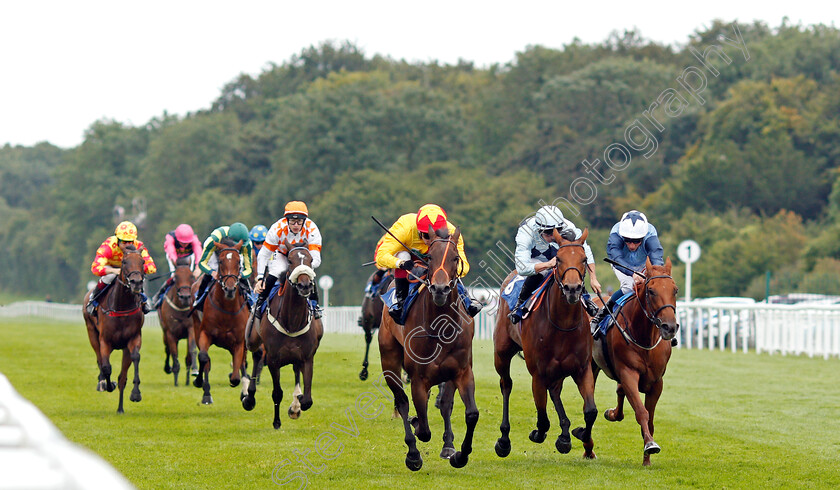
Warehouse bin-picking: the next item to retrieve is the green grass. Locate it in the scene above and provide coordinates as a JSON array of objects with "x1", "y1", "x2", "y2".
[{"x1": 1, "y1": 319, "x2": 838, "y2": 489}]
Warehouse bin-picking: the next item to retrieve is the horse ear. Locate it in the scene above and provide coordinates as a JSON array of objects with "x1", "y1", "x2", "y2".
[
  {"x1": 428, "y1": 224, "x2": 435, "y2": 237},
  {"x1": 579, "y1": 227, "x2": 589, "y2": 243},
  {"x1": 213, "y1": 240, "x2": 223, "y2": 250},
  {"x1": 665, "y1": 256, "x2": 672, "y2": 274},
  {"x1": 451, "y1": 226, "x2": 460, "y2": 243},
  {"x1": 646, "y1": 256, "x2": 653, "y2": 272},
  {"x1": 234, "y1": 239, "x2": 243, "y2": 251}
]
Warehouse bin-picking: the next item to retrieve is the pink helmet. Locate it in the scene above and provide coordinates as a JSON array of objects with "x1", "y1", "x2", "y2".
[{"x1": 174, "y1": 224, "x2": 196, "y2": 243}]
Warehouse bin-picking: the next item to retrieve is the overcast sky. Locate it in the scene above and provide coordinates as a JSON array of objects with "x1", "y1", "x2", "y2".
[{"x1": 1, "y1": 1, "x2": 835, "y2": 149}]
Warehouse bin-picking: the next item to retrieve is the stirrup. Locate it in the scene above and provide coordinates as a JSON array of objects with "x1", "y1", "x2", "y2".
[
  {"x1": 467, "y1": 302, "x2": 483, "y2": 317},
  {"x1": 85, "y1": 301, "x2": 96, "y2": 315}
]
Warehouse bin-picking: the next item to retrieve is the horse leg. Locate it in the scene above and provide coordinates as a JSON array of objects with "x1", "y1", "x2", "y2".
[
  {"x1": 229, "y1": 343, "x2": 245, "y2": 387},
  {"x1": 298, "y1": 359, "x2": 314, "y2": 412},
  {"x1": 193, "y1": 331, "x2": 208, "y2": 388},
  {"x1": 128, "y1": 336, "x2": 142, "y2": 403},
  {"x1": 288, "y1": 364, "x2": 302, "y2": 419},
  {"x1": 359, "y1": 326, "x2": 373, "y2": 381},
  {"x1": 165, "y1": 330, "x2": 179, "y2": 386},
  {"x1": 571, "y1": 367, "x2": 598, "y2": 459},
  {"x1": 86, "y1": 321, "x2": 106, "y2": 392},
  {"x1": 409, "y1": 376, "x2": 431, "y2": 443},
  {"x1": 642, "y1": 379, "x2": 664, "y2": 466},
  {"x1": 494, "y1": 344, "x2": 517, "y2": 458},
  {"x1": 379, "y1": 324, "x2": 421, "y2": 471},
  {"x1": 449, "y1": 368, "x2": 479, "y2": 469},
  {"x1": 163, "y1": 335, "x2": 171, "y2": 375},
  {"x1": 241, "y1": 347, "x2": 262, "y2": 411},
  {"x1": 99, "y1": 340, "x2": 116, "y2": 393},
  {"x1": 270, "y1": 364, "x2": 283, "y2": 429},
  {"x1": 605, "y1": 383, "x2": 626, "y2": 422},
  {"x1": 615, "y1": 369, "x2": 656, "y2": 465},
  {"x1": 529, "y1": 376, "x2": 550, "y2": 444},
  {"x1": 116, "y1": 348, "x2": 131, "y2": 414},
  {"x1": 548, "y1": 380, "x2": 572, "y2": 454},
  {"x1": 438, "y1": 381, "x2": 456, "y2": 459},
  {"x1": 187, "y1": 325, "x2": 198, "y2": 379}
]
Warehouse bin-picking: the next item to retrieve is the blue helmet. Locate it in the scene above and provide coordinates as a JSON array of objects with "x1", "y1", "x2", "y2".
[{"x1": 249, "y1": 224, "x2": 268, "y2": 243}]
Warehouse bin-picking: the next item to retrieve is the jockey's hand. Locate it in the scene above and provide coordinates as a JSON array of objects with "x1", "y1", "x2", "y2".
[
  {"x1": 398, "y1": 259, "x2": 414, "y2": 271},
  {"x1": 536, "y1": 257, "x2": 556, "y2": 273},
  {"x1": 633, "y1": 273, "x2": 644, "y2": 284},
  {"x1": 192, "y1": 268, "x2": 201, "y2": 279},
  {"x1": 590, "y1": 277, "x2": 602, "y2": 296},
  {"x1": 254, "y1": 279, "x2": 264, "y2": 294},
  {"x1": 211, "y1": 270, "x2": 218, "y2": 280},
  {"x1": 410, "y1": 265, "x2": 428, "y2": 278},
  {"x1": 104, "y1": 266, "x2": 120, "y2": 276}
]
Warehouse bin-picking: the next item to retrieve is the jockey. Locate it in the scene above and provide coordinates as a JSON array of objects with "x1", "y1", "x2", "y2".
[
  {"x1": 85, "y1": 221, "x2": 157, "y2": 315},
  {"x1": 193, "y1": 222, "x2": 254, "y2": 311},
  {"x1": 508, "y1": 205, "x2": 601, "y2": 324},
  {"x1": 590, "y1": 210, "x2": 664, "y2": 330},
  {"x1": 250, "y1": 225, "x2": 268, "y2": 253},
  {"x1": 374, "y1": 203, "x2": 482, "y2": 324},
  {"x1": 253, "y1": 201, "x2": 324, "y2": 320},
  {"x1": 150, "y1": 223, "x2": 203, "y2": 307}
]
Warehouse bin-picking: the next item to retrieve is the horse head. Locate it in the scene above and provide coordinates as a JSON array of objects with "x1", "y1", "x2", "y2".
[
  {"x1": 427, "y1": 226, "x2": 460, "y2": 307},
  {"x1": 215, "y1": 239, "x2": 242, "y2": 300},
  {"x1": 120, "y1": 245, "x2": 145, "y2": 295},
  {"x1": 636, "y1": 256, "x2": 680, "y2": 341},
  {"x1": 174, "y1": 258, "x2": 194, "y2": 305},
  {"x1": 286, "y1": 239, "x2": 315, "y2": 298},
  {"x1": 552, "y1": 227, "x2": 588, "y2": 304}
]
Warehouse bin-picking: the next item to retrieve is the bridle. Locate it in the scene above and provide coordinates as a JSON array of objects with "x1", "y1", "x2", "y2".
[
  {"x1": 638, "y1": 274, "x2": 678, "y2": 330},
  {"x1": 426, "y1": 237, "x2": 461, "y2": 291},
  {"x1": 551, "y1": 243, "x2": 586, "y2": 288},
  {"x1": 215, "y1": 247, "x2": 241, "y2": 294},
  {"x1": 117, "y1": 250, "x2": 144, "y2": 291}
]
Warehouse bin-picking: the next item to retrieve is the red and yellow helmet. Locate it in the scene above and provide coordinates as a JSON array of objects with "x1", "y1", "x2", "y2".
[
  {"x1": 284, "y1": 201, "x2": 309, "y2": 220},
  {"x1": 115, "y1": 221, "x2": 138, "y2": 241},
  {"x1": 416, "y1": 204, "x2": 448, "y2": 233}
]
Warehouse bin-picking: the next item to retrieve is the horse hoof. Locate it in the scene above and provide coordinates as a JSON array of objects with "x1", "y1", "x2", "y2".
[
  {"x1": 202, "y1": 395, "x2": 213, "y2": 405},
  {"x1": 644, "y1": 441, "x2": 661, "y2": 455},
  {"x1": 440, "y1": 446, "x2": 456, "y2": 459},
  {"x1": 229, "y1": 374, "x2": 240, "y2": 387},
  {"x1": 193, "y1": 377, "x2": 203, "y2": 388},
  {"x1": 106, "y1": 382, "x2": 116, "y2": 393},
  {"x1": 164, "y1": 365, "x2": 172, "y2": 374},
  {"x1": 449, "y1": 451, "x2": 468, "y2": 468},
  {"x1": 555, "y1": 436, "x2": 572, "y2": 454},
  {"x1": 405, "y1": 454, "x2": 423, "y2": 472},
  {"x1": 242, "y1": 396, "x2": 256, "y2": 411},
  {"x1": 494, "y1": 439, "x2": 511, "y2": 458},
  {"x1": 604, "y1": 408, "x2": 623, "y2": 422},
  {"x1": 571, "y1": 427, "x2": 587, "y2": 442},
  {"x1": 529, "y1": 430, "x2": 547, "y2": 444},
  {"x1": 584, "y1": 451, "x2": 597, "y2": 460},
  {"x1": 300, "y1": 398, "x2": 312, "y2": 412},
  {"x1": 191, "y1": 369, "x2": 199, "y2": 377},
  {"x1": 359, "y1": 368, "x2": 368, "y2": 381},
  {"x1": 117, "y1": 408, "x2": 124, "y2": 415},
  {"x1": 130, "y1": 391, "x2": 141, "y2": 403},
  {"x1": 97, "y1": 380, "x2": 106, "y2": 392},
  {"x1": 288, "y1": 408, "x2": 301, "y2": 420},
  {"x1": 273, "y1": 420, "x2": 282, "y2": 430}
]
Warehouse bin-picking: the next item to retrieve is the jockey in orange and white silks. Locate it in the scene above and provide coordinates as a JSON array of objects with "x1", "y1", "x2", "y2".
[
  {"x1": 86, "y1": 221, "x2": 157, "y2": 315},
  {"x1": 253, "y1": 201, "x2": 324, "y2": 319}
]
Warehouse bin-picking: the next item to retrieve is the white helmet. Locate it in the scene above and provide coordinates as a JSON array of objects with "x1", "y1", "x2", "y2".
[
  {"x1": 618, "y1": 210, "x2": 649, "y2": 240},
  {"x1": 535, "y1": 206, "x2": 565, "y2": 232}
]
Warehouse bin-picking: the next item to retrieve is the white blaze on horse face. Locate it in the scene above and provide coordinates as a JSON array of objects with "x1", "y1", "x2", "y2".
[
  {"x1": 226, "y1": 252, "x2": 233, "y2": 260},
  {"x1": 297, "y1": 251, "x2": 305, "y2": 263}
]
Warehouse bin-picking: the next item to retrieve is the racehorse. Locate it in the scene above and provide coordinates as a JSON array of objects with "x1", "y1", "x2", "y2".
[
  {"x1": 357, "y1": 270, "x2": 391, "y2": 380},
  {"x1": 158, "y1": 258, "x2": 197, "y2": 386},
  {"x1": 82, "y1": 244, "x2": 146, "y2": 414},
  {"x1": 191, "y1": 239, "x2": 249, "y2": 404},
  {"x1": 242, "y1": 240, "x2": 323, "y2": 429},
  {"x1": 378, "y1": 226, "x2": 478, "y2": 471},
  {"x1": 493, "y1": 229, "x2": 597, "y2": 459},
  {"x1": 591, "y1": 256, "x2": 679, "y2": 466}
]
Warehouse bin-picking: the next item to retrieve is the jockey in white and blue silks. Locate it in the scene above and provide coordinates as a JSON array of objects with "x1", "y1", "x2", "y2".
[
  {"x1": 590, "y1": 210, "x2": 664, "y2": 328},
  {"x1": 508, "y1": 205, "x2": 602, "y2": 324}
]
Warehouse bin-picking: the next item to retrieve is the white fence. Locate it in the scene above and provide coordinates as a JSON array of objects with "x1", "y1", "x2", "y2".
[{"x1": 3, "y1": 301, "x2": 839, "y2": 359}]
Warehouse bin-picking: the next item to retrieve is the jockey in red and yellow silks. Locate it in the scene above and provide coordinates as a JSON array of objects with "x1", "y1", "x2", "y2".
[
  {"x1": 374, "y1": 204, "x2": 477, "y2": 324},
  {"x1": 86, "y1": 221, "x2": 156, "y2": 315}
]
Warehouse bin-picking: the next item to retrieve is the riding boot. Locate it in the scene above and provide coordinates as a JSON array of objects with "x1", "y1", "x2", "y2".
[
  {"x1": 590, "y1": 307, "x2": 609, "y2": 338},
  {"x1": 140, "y1": 288, "x2": 152, "y2": 314},
  {"x1": 388, "y1": 277, "x2": 410, "y2": 325},
  {"x1": 193, "y1": 273, "x2": 213, "y2": 312},
  {"x1": 86, "y1": 280, "x2": 107, "y2": 315},
  {"x1": 239, "y1": 277, "x2": 254, "y2": 309},
  {"x1": 254, "y1": 274, "x2": 278, "y2": 320},
  {"x1": 583, "y1": 295, "x2": 600, "y2": 317},
  {"x1": 508, "y1": 274, "x2": 543, "y2": 324},
  {"x1": 152, "y1": 275, "x2": 174, "y2": 308},
  {"x1": 308, "y1": 284, "x2": 323, "y2": 319},
  {"x1": 507, "y1": 299, "x2": 527, "y2": 324}
]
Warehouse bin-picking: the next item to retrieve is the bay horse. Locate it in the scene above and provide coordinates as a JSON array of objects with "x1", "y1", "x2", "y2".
[
  {"x1": 378, "y1": 226, "x2": 478, "y2": 471},
  {"x1": 158, "y1": 258, "x2": 197, "y2": 386},
  {"x1": 82, "y1": 244, "x2": 146, "y2": 414},
  {"x1": 191, "y1": 239, "x2": 249, "y2": 404},
  {"x1": 591, "y1": 256, "x2": 679, "y2": 466},
  {"x1": 493, "y1": 229, "x2": 597, "y2": 459},
  {"x1": 242, "y1": 241, "x2": 323, "y2": 429},
  {"x1": 357, "y1": 270, "x2": 391, "y2": 381}
]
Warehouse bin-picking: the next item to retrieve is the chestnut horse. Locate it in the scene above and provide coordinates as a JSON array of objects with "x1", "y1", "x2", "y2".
[
  {"x1": 379, "y1": 226, "x2": 478, "y2": 471},
  {"x1": 82, "y1": 244, "x2": 146, "y2": 414},
  {"x1": 591, "y1": 257, "x2": 679, "y2": 466},
  {"x1": 493, "y1": 229, "x2": 597, "y2": 459},
  {"x1": 158, "y1": 258, "x2": 197, "y2": 386},
  {"x1": 242, "y1": 241, "x2": 323, "y2": 429},
  {"x1": 191, "y1": 239, "x2": 249, "y2": 404},
  {"x1": 357, "y1": 270, "x2": 391, "y2": 380}
]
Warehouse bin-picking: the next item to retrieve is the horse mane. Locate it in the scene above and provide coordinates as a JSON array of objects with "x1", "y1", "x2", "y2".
[
  {"x1": 175, "y1": 256, "x2": 191, "y2": 266},
  {"x1": 220, "y1": 237, "x2": 237, "y2": 247},
  {"x1": 123, "y1": 244, "x2": 138, "y2": 253}
]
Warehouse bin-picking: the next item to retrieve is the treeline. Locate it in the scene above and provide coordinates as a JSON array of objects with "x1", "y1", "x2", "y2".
[{"x1": 2, "y1": 19, "x2": 840, "y2": 304}]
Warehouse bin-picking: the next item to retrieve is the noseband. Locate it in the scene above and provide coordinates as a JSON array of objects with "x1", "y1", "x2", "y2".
[
  {"x1": 639, "y1": 274, "x2": 677, "y2": 329},
  {"x1": 552, "y1": 243, "x2": 586, "y2": 288},
  {"x1": 427, "y1": 238, "x2": 460, "y2": 291}
]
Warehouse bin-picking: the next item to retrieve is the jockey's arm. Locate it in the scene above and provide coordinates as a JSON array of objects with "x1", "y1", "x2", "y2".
[
  {"x1": 103, "y1": 265, "x2": 120, "y2": 276},
  {"x1": 587, "y1": 263, "x2": 602, "y2": 295},
  {"x1": 455, "y1": 232, "x2": 470, "y2": 276}
]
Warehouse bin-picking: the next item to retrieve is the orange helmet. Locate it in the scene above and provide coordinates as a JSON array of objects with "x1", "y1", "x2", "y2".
[
  {"x1": 416, "y1": 204, "x2": 448, "y2": 233},
  {"x1": 284, "y1": 201, "x2": 309, "y2": 220},
  {"x1": 115, "y1": 221, "x2": 138, "y2": 241}
]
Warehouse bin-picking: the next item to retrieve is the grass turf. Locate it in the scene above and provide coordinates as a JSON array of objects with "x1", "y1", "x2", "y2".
[{"x1": 1, "y1": 318, "x2": 838, "y2": 489}]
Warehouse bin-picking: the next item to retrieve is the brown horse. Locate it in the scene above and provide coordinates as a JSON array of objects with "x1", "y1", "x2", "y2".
[
  {"x1": 591, "y1": 257, "x2": 679, "y2": 466},
  {"x1": 191, "y1": 239, "x2": 249, "y2": 404},
  {"x1": 493, "y1": 229, "x2": 598, "y2": 459},
  {"x1": 158, "y1": 258, "x2": 197, "y2": 386},
  {"x1": 82, "y1": 244, "x2": 146, "y2": 414},
  {"x1": 242, "y1": 241, "x2": 323, "y2": 429},
  {"x1": 378, "y1": 226, "x2": 478, "y2": 471},
  {"x1": 357, "y1": 270, "x2": 392, "y2": 380}
]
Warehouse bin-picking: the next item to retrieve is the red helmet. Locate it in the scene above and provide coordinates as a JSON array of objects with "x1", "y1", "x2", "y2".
[{"x1": 416, "y1": 204, "x2": 448, "y2": 233}]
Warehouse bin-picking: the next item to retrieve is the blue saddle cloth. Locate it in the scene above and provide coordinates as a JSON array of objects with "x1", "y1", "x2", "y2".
[
  {"x1": 501, "y1": 275, "x2": 552, "y2": 312},
  {"x1": 597, "y1": 291, "x2": 636, "y2": 336},
  {"x1": 258, "y1": 281, "x2": 285, "y2": 316},
  {"x1": 382, "y1": 282, "x2": 473, "y2": 325}
]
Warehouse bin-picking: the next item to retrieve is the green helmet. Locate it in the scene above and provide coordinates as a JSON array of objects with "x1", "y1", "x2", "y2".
[{"x1": 228, "y1": 222, "x2": 250, "y2": 244}]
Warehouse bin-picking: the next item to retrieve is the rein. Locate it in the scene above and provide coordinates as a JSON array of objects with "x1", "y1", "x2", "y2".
[
  {"x1": 266, "y1": 245, "x2": 313, "y2": 337},
  {"x1": 613, "y1": 274, "x2": 677, "y2": 350},
  {"x1": 207, "y1": 281, "x2": 248, "y2": 316},
  {"x1": 545, "y1": 243, "x2": 587, "y2": 333}
]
